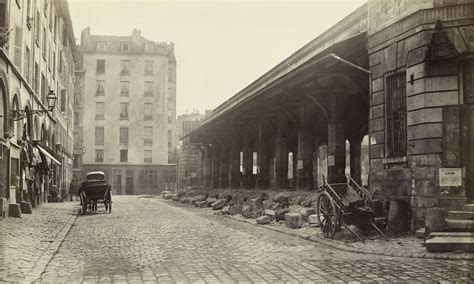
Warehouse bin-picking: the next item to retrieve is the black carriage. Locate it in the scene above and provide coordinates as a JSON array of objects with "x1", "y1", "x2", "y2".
[
  {"x1": 316, "y1": 176, "x2": 386, "y2": 241},
  {"x1": 79, "y1": 171, "x2": 112, "y2": 214}
]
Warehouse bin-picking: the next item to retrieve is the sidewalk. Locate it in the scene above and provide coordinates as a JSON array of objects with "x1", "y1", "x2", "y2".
[
  {"x1": 162, "y1": 198, "x2": 474, "y2": 261},
  {"x1": 0, "y1": 201, "x2": 79, "y2": 283}
]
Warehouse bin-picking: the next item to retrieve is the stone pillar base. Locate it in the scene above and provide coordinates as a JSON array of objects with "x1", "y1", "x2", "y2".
[
  {"x1": 20, "y1": 201, "x2": 33, "y2": 214},
  {"x1": 8, "y1": 204, "x2": 22, "y2": 218}
]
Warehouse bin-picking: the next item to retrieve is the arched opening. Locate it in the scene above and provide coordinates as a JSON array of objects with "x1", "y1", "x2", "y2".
[
  {"x1": 34, "y1": 116, "x2": 39, "y2": 141},
  {"x1": 361, "y1": 134, "x2": 369, "y2": 186},
  {"x1": 0, "y1": 79, "x2": 6, "y2": 137},
  {"x1": 11, "y1": 95, "x2": 22, "y2": 143},
  {"x1": 287, "y1": 151, "x2": 294, "y2": 181},
  {"x1": 41, "y1": 123, "x2": 47, "y2": 145}
]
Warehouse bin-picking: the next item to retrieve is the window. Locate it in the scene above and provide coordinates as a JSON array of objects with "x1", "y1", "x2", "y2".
[
  {"x1": 167, "y1": 108, "x2": 173, "y2": 124},
  {"x1": 13, "y1": 26, "x2": 22, "y2": 70},
  {"x1": 96, "y1": 80, "x2": 105, "y2": 96},
  {"x1": 144, "y1": 61, "x2": 153, "y2": 76},
  {"x1": 41, "y1": 74, "x2": 46, "y2": 104},
  {"x1": 120, "y1": 103, "x2": 129, "y2": 120},
  {"x1": 145, "y1": 43, "x2": 153, "y2": 52},
  {"x1": 73, "y1": 154, "x2": 82, "y2": 168},
  {"x1": 144, "y1": 126, "x2": 153, "y2": 146},
  {"x1": 120, "y1": 60, "x2": 130, "y2": 75},
  {"x1": 119, "y1": 127, "x2": 129, "y2": 146},
  {"x1": 168, "y1": 130, "x2": 172, "y2": 149},
  {"x1": 121, "y1": 42, "x2": 130, "y2": 52},
  {"x1": 386, "y1": 72, "x2": 407, "y2": 158},
  {"x1": 144, "y1": 103, "x2": 153, "y2": 121},
  {"x1": 74, "y1": 112, "x2": 79, "y2": 125},
  {"x1": 95, "y1": 149, "x2": 104, "y2": 162},
  {"x1": 144, "y1": 150, "x2": 152, "y2": 163},
  {"x1": 120, "y1": 149, "x2": 128, "y2": 162},
  {"x1": 144, "y1": 81, "x2": 153, "y2": 97},
  {"x1": 96, "y1": 59, "x2": 105, "y2": 74},
  {"x1": 60, "y1": 89, "x2": 66, "y2": 112},
  {"x1": 95, "y1": 102, "x2": 104, "y2": 120},
  {"x1": 95, "y1": 127, "x2": 104, "y2": 146},
  {"x1": 120, "y1": 81, "x2": 129, "y2": 96},
  {"x1": 24, "y1": 46, "x2": 30, "y2": 82},
  {"x1": 35, "y1": 10, "x2": 40, "y2": 45},
  {"x1": 96, "y1": 41, "x2": 106, "y2": 52},
  {"x1": 42, "y1": 27, "x2": 46, "y2": 58}
]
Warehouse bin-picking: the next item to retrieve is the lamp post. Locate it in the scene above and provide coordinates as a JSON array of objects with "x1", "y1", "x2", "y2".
[{"x1": 11, "y1": 90, "x2": 57, "y2": 121}]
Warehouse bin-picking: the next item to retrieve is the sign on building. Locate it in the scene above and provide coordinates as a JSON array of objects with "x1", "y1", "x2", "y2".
[{"x1": 439, "y1": 168, "x2": 462, "y2": 187}]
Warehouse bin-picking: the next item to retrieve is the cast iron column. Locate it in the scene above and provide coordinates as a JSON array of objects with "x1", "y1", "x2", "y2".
[
  {"x1": 242, "y1": 131, "x2": 254, "y2": 189},
  {"x1": 275, "y1": 113, "x2": 289, "y2": 189},
  {"x1": 327, "y1": 95, "x2": 346, "y2": 184},
  {"x1": 210, "y1": 143, "x2": 220, "y2": 188}
]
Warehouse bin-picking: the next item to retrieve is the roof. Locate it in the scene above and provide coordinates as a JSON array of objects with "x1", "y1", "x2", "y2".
[{"x1": 198, "y1": 3, "x2": 368, "y2": 129}]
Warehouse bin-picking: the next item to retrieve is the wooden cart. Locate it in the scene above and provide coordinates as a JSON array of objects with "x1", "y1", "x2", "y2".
[{"x1": 316, "y1": 176, "x2": 386, "y2": 241}]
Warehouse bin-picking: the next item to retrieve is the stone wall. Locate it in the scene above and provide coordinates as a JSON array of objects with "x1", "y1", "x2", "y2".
[{"x1": 367, "y1": 1, "x2": 474, "y2": 231}]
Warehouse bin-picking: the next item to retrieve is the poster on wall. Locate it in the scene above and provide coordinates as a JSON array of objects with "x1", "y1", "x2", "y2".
[{"x1": 439, "y1": 168, "x2": 462, "y2": 187}]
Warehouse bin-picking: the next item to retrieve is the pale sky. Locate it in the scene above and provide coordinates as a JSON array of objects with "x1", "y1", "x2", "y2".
[{"x1": 68, "y1": 0, "x2": 366, "y2": 116}]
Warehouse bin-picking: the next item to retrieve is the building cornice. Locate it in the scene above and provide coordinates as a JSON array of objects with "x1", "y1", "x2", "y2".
[{"x1": 367, "y1": 4, "x2": 474, "y2": 50}]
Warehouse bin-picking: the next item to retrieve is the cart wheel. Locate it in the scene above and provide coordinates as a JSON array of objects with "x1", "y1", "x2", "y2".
[
  {"x1": 81, "y1": 196, "x2": 87, "y2": 215},
  {"x1": 316, "y1": 191, "x2": 339, "y2": 238}
]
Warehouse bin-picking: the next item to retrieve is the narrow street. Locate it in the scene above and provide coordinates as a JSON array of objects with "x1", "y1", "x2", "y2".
[{"x1": 35, "y1": 196, "x2": 473, "y2": 283}]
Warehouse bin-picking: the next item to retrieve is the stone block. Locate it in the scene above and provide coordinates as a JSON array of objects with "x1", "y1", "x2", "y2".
[
  {"x1": 196, "y1": 200, "x2": 208, "y2": 208},
  {"x1": 8, "y1": 204, "x2": 21, "y2": 218},
  {"x1": 229, "y1": 204, "x2": 242, "y2": 215},
  {"x1": 263, "y1": 209, "x2": 274, "y2": 219},
  {"x1": 211, "y1": 199, "x2": 226, "y2": 210},
  {"x1": 407, "y1": 108, "x2": 442, "y2": 125},
  {"x1": 272, "y1": 193, "x2": 291, "y2": 204},
  {"x1": 425, "y1": 207, "x2": 446, "y2": 235},
  {"x1": 407, "y1": 123, "x2": 443, "y2": 140},
  {"x1": 285, "y1": 213, "x2": 303, "y2": 229},
  {"x1": 308, "y1": 214, "x2": 320, "y2": 227},
  {"x1": 275, "y1": 208, "x2": 290, "y2": 221},
  {"x1": 262, "y1": 200, "x2": 272, "y2": 210},
  {"x1": 241, "y1": 205, "x2": 252, "y2": 218},
  {"x1": 388, "y1": 200, "x2": 409, "y2": 232},
  {"x1": 0, "y1": 198, "x2": 7, "y2": 219},
  {"x1": 206, "y1": 197, "x2": 217, "y2": 206},
  {"x1": 249, "y1": 198, "x2": 263, "y2": 212},
  {"x1": 20, "y1": 201, "x2": 32, "y2": 214},
  {"x1": 256, "y1": 215, "x2": 271, "y2": 225}
]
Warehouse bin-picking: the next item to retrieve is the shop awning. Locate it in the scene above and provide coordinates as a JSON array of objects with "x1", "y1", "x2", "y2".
[{"x1": 36, "y1": 145, "x2": 62, "y2": 165}]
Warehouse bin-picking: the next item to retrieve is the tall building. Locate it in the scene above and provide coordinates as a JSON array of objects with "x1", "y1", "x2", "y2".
[
  {"x1": 176, "y1": 110, "x2": 205, "y2": 188},
  {"x1": 0, "y1": 0, "x2": 76, "y2": 209},
  {"x1": 74, "y1": 28, "x2": 177, "y2": 195}
]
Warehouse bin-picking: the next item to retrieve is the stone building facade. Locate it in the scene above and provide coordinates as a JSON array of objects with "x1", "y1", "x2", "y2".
[
  {"x1": 367, "y1": 0, "x2": 474, "y2": 230},
  {"x1": 0, "y1": 0, "x2": 76, "y2": 210},
  {"x1": 74, "y1": 28, "x2": 177, "y2": 195}
]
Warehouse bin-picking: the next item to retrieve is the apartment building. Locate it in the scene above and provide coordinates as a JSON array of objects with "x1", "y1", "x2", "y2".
[
  {"x1": 74, "y1": 28, "x2": 177, "y2": 195},
  {"x1": 0, "y1": 0, "x2": 76, "y2": 211}
]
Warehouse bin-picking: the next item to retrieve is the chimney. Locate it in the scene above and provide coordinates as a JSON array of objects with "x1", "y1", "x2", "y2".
[{"x1": 81, "y1": 26, "x2": 91, "y2": 47}]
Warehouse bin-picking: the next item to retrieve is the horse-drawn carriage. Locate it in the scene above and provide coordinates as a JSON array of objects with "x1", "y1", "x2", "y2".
[
  {"x1": 316, "y1": 176, "x2": 386, "y2": 241},
  {"x1": 79, "y1": 171, "x2": 112, "y2": 214}
]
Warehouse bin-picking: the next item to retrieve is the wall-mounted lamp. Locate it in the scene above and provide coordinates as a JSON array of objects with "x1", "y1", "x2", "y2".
[{"x1": 11, "y1": 90, "x2": 57, "y2": 121}]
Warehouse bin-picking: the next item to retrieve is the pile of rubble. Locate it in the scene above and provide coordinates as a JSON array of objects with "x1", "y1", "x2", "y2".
[{"x1": 161, "y1": 190, "x2": 320, "y2": 229}]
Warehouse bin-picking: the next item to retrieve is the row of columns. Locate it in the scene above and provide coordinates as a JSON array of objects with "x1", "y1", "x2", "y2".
[{"x1": 200, "y1": 97, "x2": 364, "y2": 190}]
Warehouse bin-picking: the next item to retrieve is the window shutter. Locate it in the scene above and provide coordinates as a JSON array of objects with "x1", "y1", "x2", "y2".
[
  {"x1": 14, "y1": 26, "x2": 22, "y2": 70},
  {"x1": 0, "y1": 0, "x2": 7, "y2": 31}
]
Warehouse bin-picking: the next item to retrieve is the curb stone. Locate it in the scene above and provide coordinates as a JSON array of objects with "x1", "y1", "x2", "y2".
[
  {"x1": 221, "y1": 214, "x2": 474, "y2": 261},
  {"x1": 31, "y1": 206, "x2": 80, "y2": 282}
]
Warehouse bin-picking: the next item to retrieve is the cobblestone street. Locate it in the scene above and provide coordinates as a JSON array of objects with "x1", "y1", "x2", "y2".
[{"x1": 2, "y1": 196, "x2": 473, "y2": 283}]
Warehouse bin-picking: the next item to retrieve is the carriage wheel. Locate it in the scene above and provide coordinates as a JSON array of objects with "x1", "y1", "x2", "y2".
[
  {"x1": 81, "y1": 194, "x2": 87, "y2": 215},
  {"x1": 316, "y1": 191, "x2": 339, "y2": 239}
]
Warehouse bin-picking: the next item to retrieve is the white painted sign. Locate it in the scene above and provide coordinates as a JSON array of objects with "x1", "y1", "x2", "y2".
[
  {"x1": 328, "y1": 155, "x2": 335, "y2": 166},
  {"x1": 297, "y1": 160, "x2": 303, "y2": 170},
  {"x1": 439, "y1": 168, "x2": 462, "y2": 187},
  {"x1": 190, "y1": 172, "x2": 197, "y2": 178}
]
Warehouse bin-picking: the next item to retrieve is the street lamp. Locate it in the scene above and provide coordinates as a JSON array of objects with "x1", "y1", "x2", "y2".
[{"x1": 12, "y1": 90, "x2": 57, "y2": 121}]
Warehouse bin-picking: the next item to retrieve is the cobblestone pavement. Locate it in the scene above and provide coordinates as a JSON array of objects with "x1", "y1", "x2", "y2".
[
  {"x1": 0, "y1": 202, "x2": 77, "y2": 283},
  {"x1": 33, "y1": 196, "x2": 473, "y2": 283}
]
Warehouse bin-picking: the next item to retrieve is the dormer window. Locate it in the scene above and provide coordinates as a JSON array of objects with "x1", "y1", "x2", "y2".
[
  {"x1": 96, "y1": 41, "x2": 106, "y2": 52},
  {"x1": 145, "y1": 43, "x2": 154, "y2": 52},
  {"x1": 121, "y1": 42, "x2": 130, "y2": 52}
]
